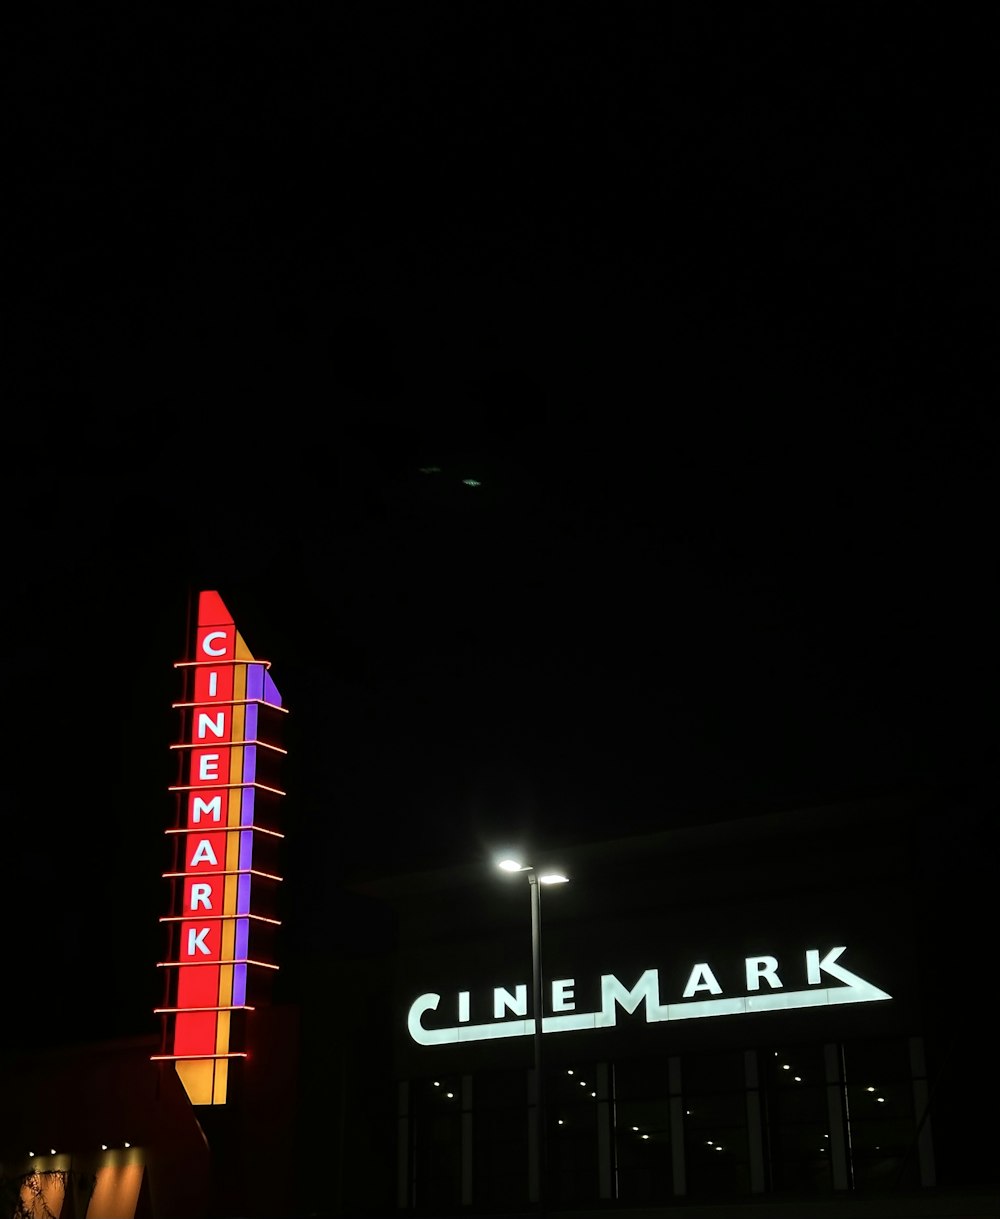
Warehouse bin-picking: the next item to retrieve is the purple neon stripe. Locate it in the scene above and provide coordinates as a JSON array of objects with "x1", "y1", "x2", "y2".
[
  {"x1": 233, "y1": 962, "x2": 247, "y2": 1006},
  {"x1": 245, "y1": 703, "x2": 258, "y2": 740},
  {"x1": 235, "y1": 917, "x2": 250, "y2": 960},
  {"x1": 263, "y1": 671, "x2": 282, "y2": 708},
  {"x1": 242, "y1": 744, "x2": 257, "y2": 783},
  {"x1": 236, "y1": 870, "x2": 251, "y2": 914},
  {"x1": 240, "y1": 786, "x2": 255, "y2": 826},
  {"x1": 246, "y1": 665, "x2": 264, "y2": 701},
  {"x1": 239, "y1": 830, "x2": 254, "y2": 873}
]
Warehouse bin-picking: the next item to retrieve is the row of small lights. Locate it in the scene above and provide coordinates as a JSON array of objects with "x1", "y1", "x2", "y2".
[
  {"x1": 776, "y1": 1053, "x2": 887, "y2": 1102},
  {"x1": 29, "y1": 1144, "x2": 131, "y2": 1156}
]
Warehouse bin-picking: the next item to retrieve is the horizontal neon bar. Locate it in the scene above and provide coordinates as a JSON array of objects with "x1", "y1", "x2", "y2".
[
  {"x1": 170, "y1": 739, "x2": 288, "y2": 755},
  {"x1": 151, "y1": 1052, "x2": 249, "y2": 1061},
  {"x1": 167, "y1": 781, "x2": 287, "y2": 797},
  {"x1": 174, "y1": 658, "x2": 272, "y2": 670},
  {"x1": 159, "y1": 913, "x2": 282, "y2": 925},
  {"x1": 164, "y1": 824, "x2": 284, "y2": 839},
  {"x1": 172, "y1": 698, "x2": 288, "y2": 714},
  {"x1": 156, "y1": 958, "x2": 279, "y2": 970},
  {"x1": 154, "y1": 1004, "x2": 256, "y2": 1014},
  {"x1": 161, "y1": 867, "x2": 283, "y2": 882}
]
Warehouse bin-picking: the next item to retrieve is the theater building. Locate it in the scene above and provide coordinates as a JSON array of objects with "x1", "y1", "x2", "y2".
[{"x1": 1, "y1": 592, "x2": 994, "y2": 1218}]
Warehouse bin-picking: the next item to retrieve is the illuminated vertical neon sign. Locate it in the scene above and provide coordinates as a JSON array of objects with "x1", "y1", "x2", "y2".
[{"x1": 154, "y1": 590, "x2": 287, "y2": 1106}]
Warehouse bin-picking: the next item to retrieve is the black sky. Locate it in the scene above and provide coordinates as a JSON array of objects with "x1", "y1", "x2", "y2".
[{"x1": 3, "y1": 6, "x2": 993, "y2": 1045}]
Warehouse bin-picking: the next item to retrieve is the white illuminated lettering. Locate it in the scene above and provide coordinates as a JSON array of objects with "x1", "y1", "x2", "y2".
[
  {"x1": 746, "y1": 956, "x2": 782, "y2": 990},
  {"x1": 191, "y1": 795, "x2": 223, "y2": 824},
  {"x1": 190, "y1": 840, "x2": 219, "y2": 867},
  {"x1": 197, "y1": 711, "x2": 225, "y2": 739},
  {"x1": 551, "y1": 979, "x2": 576, "y2": 1011},
  {"x1": 187, "y1": 927, "x2": 211, "y2": 956},
  {"x1": 494, "y1": 985, "x2": 527, "y2": 1018},
  {"x1": 602, "y1": 969, "x2": 661, "y2": 1016},
  {"x1": 406, "y1": 947, "x2": 892, "y2": 1047},
  {"x1": 202, "y1": 631, "x2": 227, "y2": 657},
  {"x1": 682, "y1": 963, "x2": 723, "y2": 997},
  {"x1": 207, "y1": 671, "x2": 219, "y2": 697},
  {"x1": 190, "y1": 883, "x2": 213, "y2": 911},
  {"x1": 198, "y1": 754, "x2": 220, "y2": 781}
]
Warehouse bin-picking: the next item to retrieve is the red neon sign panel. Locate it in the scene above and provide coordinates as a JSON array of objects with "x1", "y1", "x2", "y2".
[{"x1": 155, "y1": 591, "x2": 287, "y2": 1105}]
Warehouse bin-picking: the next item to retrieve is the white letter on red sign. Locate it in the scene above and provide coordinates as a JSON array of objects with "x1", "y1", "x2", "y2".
[
  {"x1": 190, "y1": 882, "x2": 213, "y2": 910},
  {"x1": 202, "y1": 632, "x2": 227, "y2": 656},
  {"x1": 198, "y1": 754, "x2": 220, "y2": 781},
  {"x1": 198, "y1": 712, "x2": 225, "y2": 739},
  {"x1": 192, "y1": 796, "x2": 222, "y2": 824},
  {"x1": 190, "y1": 840, "x2": 219, "y2": 867},
  {"x1": 187, "y1": 927, "x2": 211, "y2": 956}
]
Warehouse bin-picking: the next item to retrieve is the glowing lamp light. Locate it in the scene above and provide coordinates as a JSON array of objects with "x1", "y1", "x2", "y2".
[
  {"x1": 498, "y1": 859, "x2": 526, "y2": 872},
  {"x1": 539, "y1": 873, "x2": 569, "y2": 885}
]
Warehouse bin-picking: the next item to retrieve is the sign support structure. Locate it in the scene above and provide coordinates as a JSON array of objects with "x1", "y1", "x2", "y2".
[{"x1": 153, "y1": 590, "x2": 288, "y2": 1107}]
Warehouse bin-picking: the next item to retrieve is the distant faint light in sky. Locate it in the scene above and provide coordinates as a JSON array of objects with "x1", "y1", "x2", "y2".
[{"x1": 461, "y1": 478, "x2": 482, "y2": 486}]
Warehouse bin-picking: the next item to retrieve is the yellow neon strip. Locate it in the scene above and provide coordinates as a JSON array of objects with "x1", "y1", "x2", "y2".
[
  {"x1": 156, "y1": 958, "x2": 279, "y2": 970},
  {"x1": 154, "y1": 1004, "x2": 256, "y2": 1014},
  {"x1": 164, "y1": 825, "x2": 285, "y2": 839},
  {"x1": 161, "y1": 868, "x2": 283, "y2": 881},
  {"x1": 170, "y1": 740, "x2": 288, "y2": 755},
  {"x1": 167, "y1": 781, "x2": 287, "y2": 796},
  {"x1": 159, "y1": 913, "x2": 281, "y2": 925}
]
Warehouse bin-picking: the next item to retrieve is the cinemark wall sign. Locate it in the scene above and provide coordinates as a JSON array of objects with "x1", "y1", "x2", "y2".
[{"x1": 153, "y1": 590, "x2": 287, "y2": 1106}]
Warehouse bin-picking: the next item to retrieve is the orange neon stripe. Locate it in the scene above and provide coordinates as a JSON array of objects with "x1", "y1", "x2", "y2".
[
  {"x1": 161, "y1": 867, "x2": 283, "y2": 882},
  {"x1": 159, "y1": 913, "x2": 282, "y2": 925},
  {"x1": 167, "y1": 780, "x2": 287, "y2": 796},
  {"x1": 156, "y1": 958, "x2": 280, "y2": 970},
  {"x1": 164, "y1": 824, "x2": 284, "y2": 838}
]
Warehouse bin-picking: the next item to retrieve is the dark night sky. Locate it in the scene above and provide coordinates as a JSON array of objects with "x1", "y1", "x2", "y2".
[{"x1": 3, "y1": 6, "x2": 993, "y2": 1046}]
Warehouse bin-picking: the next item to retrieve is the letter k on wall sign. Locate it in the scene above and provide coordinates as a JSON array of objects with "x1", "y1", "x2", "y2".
[{"x1": 153, "y1": 591, "x2": 287, "y2": 1106}]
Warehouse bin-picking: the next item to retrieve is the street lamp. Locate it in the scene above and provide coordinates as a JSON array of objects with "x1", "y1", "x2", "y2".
[{"x1": 497, "y1": 858, "x2": 569, "y2": 1207}]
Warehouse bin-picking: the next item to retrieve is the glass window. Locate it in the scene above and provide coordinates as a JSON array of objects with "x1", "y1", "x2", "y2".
[
  {"x1": 547, "y1": 1065, "x2": 599, "y2": 1206},
  {"x1": 612, "y1": 1057, "x2": 672, "y2": 1202},
  {"x1": 683, "y1": 1050, "x2": 751, "y2": 1198},
  {"x1": 762, "y1": 1044, "x2": 832, "y2": 1193},
  {"x1": 474, "y1": 1068, "x2": 528, "y2": 1209},
  {"x1": 410, "y1": 1074, "x2": 462, "y2": 1210},
  {"x1": 843, "y1": 1038, "x2": 918, "y2": 1190}
]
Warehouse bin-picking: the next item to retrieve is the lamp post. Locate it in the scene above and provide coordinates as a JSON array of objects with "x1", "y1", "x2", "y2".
[{"x1": 498, "y1": 858, "x2": 569, "y2": 1208}]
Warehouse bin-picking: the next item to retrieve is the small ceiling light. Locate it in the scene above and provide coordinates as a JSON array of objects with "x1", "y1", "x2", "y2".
[
  {"x1": 446, "y1": 1092, "x2": 454, "y2": 1099},
  {"x1": 557, "y1": 1119, "x2": 564, "y2": 1125},
  {"x1": 50, "y1": 1149, "x2": 56, "y2": 1155},
  {"x1": 782, "y1": 1064, "x2": 790, "y2": 1070},
  {"x1": 28, "y1": 1152, "x2": 34, "y2": 1158},
  {"x1": 867, "y1": 1086, "x2": 876, "y2": 1092},
  {"x1": 101, "y1": 1144, "x2": 108, "y2": 1151},
  {"x1": 567, "y1": 1069, "x2": 574, "y2": 1075},
  {"x1": 124, "y1": 1142, "x2": 131, "y2": 1148},
  {"x1": 591, "y1": 1091, "x2": 596, "y2": 1097},
  {"x1": 641, "y1": 1133, "x2": 649, "y2": 1140},
  {"x1": 877, "y1": 1097, "x2": 885, "y2": 1103},
  {"x1": 632, "y1": 1126, "x2": 639, "y2": 1132},
  {"x1": 716, "y1": 1146, "x2": 724, "y2": 1152},
  {"x1": 433, "y1": 1081, "x2": 440, "y2": 1087},
  {"x1": 707, "y1": 1140, "x2": 714, "y2": 1145},
  {"x1": 794, "y1": 1076, "x2": 802, "y2": 1082}
]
